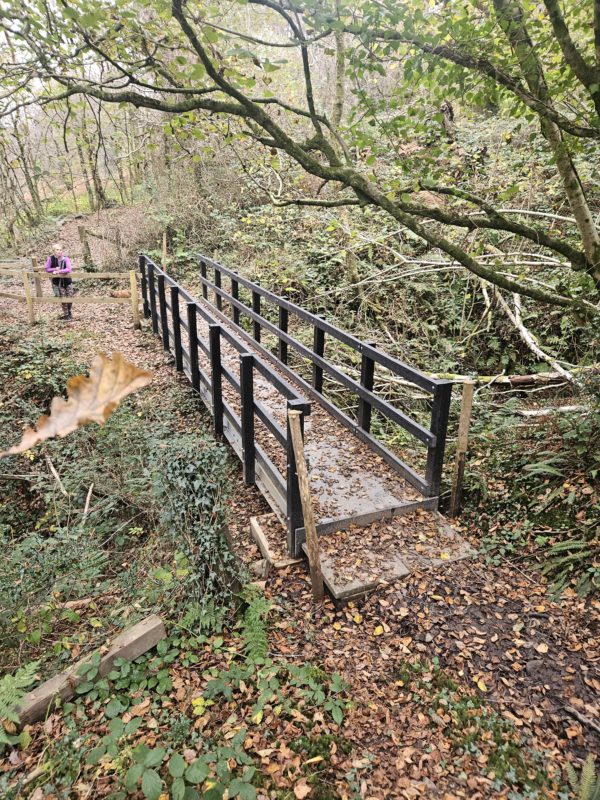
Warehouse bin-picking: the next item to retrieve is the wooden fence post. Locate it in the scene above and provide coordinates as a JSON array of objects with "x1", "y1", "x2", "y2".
[
  {"x1": 209, "y1": 324, "x2": 224, "y2": 437},
  {"x1": 157, "y1": 274, "x2": 169, "y2": 349},
  {"x1": 231, "y1": 278, "x2": 240, "y2": 325},
  {"x1": 312, "y1": 320, "x2": 325, "y2": 393},
  {"x1": 170, "y1": 286, "x2": 183, "y2": 371},
  {"x1": 22, "y1": 270, "x2": 34, "y2": 325},
  {"x1": 288, "y1": 408, "x2": 324, "y2": 602},
  {"x1": 278, "y1": 306, "x2": 288, "y2": 364},
  {"x1": 240, "y1": 353, "x2": 255, "y2": 486},
  {"x1": 186, "y1": 303, "x2": 200, "y2": 392},
  {"x1": 358, "y1": 342, "x2": 376, "y2": 432},
  {"x1": 129, "y1": 270, "x2": 140, "y2": 330},
  {"x1": 32, "y1": 257, "x2": 42, "y2": 298},
  {"x1": 449, "y1": 381, "x2": 475, "y2": 517}
]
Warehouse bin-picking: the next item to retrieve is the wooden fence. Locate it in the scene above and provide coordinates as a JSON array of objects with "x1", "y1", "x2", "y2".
[{"x1": 0, "y1": 258, "x2": 141, "y2": 328}]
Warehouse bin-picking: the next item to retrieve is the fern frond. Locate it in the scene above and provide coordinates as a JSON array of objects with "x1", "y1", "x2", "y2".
[
  {"x1": 580, "y1": 754, "x2": 597, "y2": 800},
  {"x1": 566, "y1": 761, "x2": 579, "y2": 792},
  {"x1": 0, "y1": 661, "x2": 39, "y2": 726},
  {"x1": 241, "y1": 587, "x2": 271, "y2": 663}
]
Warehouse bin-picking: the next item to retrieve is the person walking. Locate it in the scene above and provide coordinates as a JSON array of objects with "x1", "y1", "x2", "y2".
[{"x1": 45, "y1": 243, "x2": 74, "y2": 321}]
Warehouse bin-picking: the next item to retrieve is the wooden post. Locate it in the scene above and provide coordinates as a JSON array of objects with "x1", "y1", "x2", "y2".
[
  {"x1": 22, "y1": 270, "x2": 35, "y2": 325},
  {"x1": 449, "y1": 381, "x2": 475, "y2": 517},
  {"x1": 148, "y1": 263, "x2": 158, "y2": 334},
  {"x1": 187, "y1": 303, "x2": 200, "y2": 392},
  {"x1": 312, "y1": 320, "x2": 325, "y2": 393},
  {"x1": 231, "y1": 278, "x2": 240, "y2": 325},
  {"x1": 139, "y1": 255, "x2": 150, "y2": 319},
  {"x1": 157, "y1": 274, "x2": 169, "y2": 349},
  {"x1": 162, "y1": 230, "x2": 167, "y2": 268},
  {"x1": 252, "y1": 289, "x2": 261, "y2": 342},
  {"x1": 129, "y1": 270, "x2": 140, "y2": 330},
  {"x1": 78, "y1": 226, "x2": 94, "y2": 271},
  {"x1": 240, "y1": 353, "x2": 255, "y2": 486},
  {"x1": 288, "y1": 408, "x2": 324, "y2": 603},
  {"x1": 358, "y1": 342, "x2": 376, "y2": 432},
  {"x1": 278, "y1": 306, "x2": 289, "y2": 364},
  {"x1": 32, "y1": 257, "x2": 42, "y2": 298},
  {"x1": 286, "y1": 399, "x2": 308, "y2": 557},
  {"x1": 209, "y1": 324, "x2": 224, "y2": 436},
  {"x1": 170, "y1": 286, "x2": 183, "y2": 371}
]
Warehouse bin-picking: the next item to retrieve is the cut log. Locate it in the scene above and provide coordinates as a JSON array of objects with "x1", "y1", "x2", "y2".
[{"x1": 17, "y1": 614, "x2": 166, "y2": 727}]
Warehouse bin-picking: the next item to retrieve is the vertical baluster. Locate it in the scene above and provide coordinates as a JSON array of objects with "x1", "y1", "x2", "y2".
[
  {"x1": 231, "y1": 278, "x2": 240, "y2": 326},
  {"x1": 148, "y1": 262, "x2": 158, "y2": 334},
  {"x1": 214, "y1": 266, "x2": 222, "y2": 311},
  {"x1": 278, "y1": 306, "x2": 288, "y2": 364},
  {"x1": 157, "y1": 274, "x2": 169, "y2": 349},
  {"x1": 200, "y1": 260, "x2": 208, "y2": 300},
  {"x1": 358, "y1": 342, "x2": 376, "y2": 432},
  {"x1": 139, "y1": 254, "x2": 150, "y2": 319},
  {"x1": 312, "y1": 320, "x2": 325, "y2": 393},
  {"x1": 252, "y1": 289, "x2": 261, "y2": 342},
  {"x1": 187, "y1": 303, "x2": 200, "y2": 392},
  {"x1": 170, "y1": 286, "x2": 183, "y2": 371},
  {"x1": 209, "y1": 324, "x2": 224, "y2": 436},
  {"x1": 240, "y1": 353, "x2": 255, "y2": 486}
]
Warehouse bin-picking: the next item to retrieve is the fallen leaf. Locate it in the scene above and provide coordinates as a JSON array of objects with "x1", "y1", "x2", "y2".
[{"x1": 294, "y1": 779, "x2": 312, "y2": 798}]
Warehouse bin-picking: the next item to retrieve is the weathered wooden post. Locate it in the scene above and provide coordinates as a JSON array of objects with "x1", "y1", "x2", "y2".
[
  {"x1": 157, "y1": 274, "x2": 169, "y2": 349},
  {"x1": 214, "y1": 266, "x2": 222, "y2": 311},
  {"x1": 240, "y1": 353, "x2": 255, "y2": 486},
  {"x1": 286, "y1": 398, "x2": 309, "y2": 557},
  {"x1": 231, "y1": 277, "x2": 240, "y2": 325},
  {"x1": 312, "y1": 320, "x2": 325, "y2": 393},
  {"x1": 139, "y1": 255, "x2": 150, "y2": 319},
  {"x1": 22, "y1": 270, "x2": 35, "y2": 325},
  {"x1": 288, "y1": 407, "x2": 324, "y2": 602},
  {"x1": 200, "y1": 260, "x2": 208, "y2": 300},
  {"x1": 449, "y1": 381, "x2": 475, "y2": 517},
  {"x1": 148, "y1": 262, "x2": 158, "y2": 334},
  {"x1": 425, "y1": 381, "x2": 453, "y2": 498},
  {"x1": 357, "y1": 342, "x2": 376, "y2": 432},
  {"x1": 252, "y1": 287, "x2": 261, "y2": 342},
  {"x1": 32, "y1": 257, "x2": 42, "y2": 298},
  {"x1": 129, "y1": 270, "x2": 140, "y2": 330},
  {"x1": 278, "y1": 306, "x2": 289, "y2": 364}
]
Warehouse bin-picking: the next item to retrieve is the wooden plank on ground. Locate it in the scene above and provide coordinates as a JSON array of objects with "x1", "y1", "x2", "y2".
[{"x1": 17, "y1": 614, "x2": 166, "y2": 727}]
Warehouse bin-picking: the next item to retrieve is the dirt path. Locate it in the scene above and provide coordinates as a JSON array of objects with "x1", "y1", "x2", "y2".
[{"x1": 2, "y1": 209, "x2": 598, "y2": 797}]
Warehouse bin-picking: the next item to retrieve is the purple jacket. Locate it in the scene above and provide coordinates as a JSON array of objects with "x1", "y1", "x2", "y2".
[{"x1": 45, "y1": 255, "x2": 72, "y2": 275}]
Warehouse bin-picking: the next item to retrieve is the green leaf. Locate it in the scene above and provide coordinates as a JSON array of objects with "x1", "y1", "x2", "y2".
[
  {"x1": 141, "y1": 768, "x2": 163, "y2": 800},
  {"x1": 105, "y1": 698, "x2": 123, "y2": 718},
  {"x1": 86, "y1": 745, "x2": 106, "y2": 765},
  {"x1": 172, "y1": 776, "x2": 186, "y2": 800},
  {"x1": 331, "y1": 704, "x2": 344, "y2": 725},
  {"x1": 144, "y1": 747, "x2": 166, "y2": 768},
  {"x1": 124, "y1": 763, "x2": 143, "y2": 790},
  {"x1": 185, "y1": 759, "x2": 209, "y2": 784},
  {"x1": 168, "y1": 752, "x2": 186, "y2": 778}
]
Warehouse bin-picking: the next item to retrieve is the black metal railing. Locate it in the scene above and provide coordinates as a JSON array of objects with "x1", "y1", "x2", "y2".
[
  {"x1": 194, "y1": 254, "x2": 452, "y2": 499},
  {"x1": 140, "y1": 255, "x2": 311, "y2": 555}
]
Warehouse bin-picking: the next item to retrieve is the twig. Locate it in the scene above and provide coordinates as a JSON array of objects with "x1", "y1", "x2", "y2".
[
  {"x1": 564, "y1": 705, "x2": 600, "y2": 735},
  {"x1": 82, "y1": 482, "x2": 94, "y2": 523},
  {"x1": 45, "y1": 455, "x2": 68, "y2": 496}
]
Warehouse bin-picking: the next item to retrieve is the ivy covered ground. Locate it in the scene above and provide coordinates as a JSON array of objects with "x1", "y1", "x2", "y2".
[{"x1": 0, "y1": 226, "x2": 598, "y2": 798}]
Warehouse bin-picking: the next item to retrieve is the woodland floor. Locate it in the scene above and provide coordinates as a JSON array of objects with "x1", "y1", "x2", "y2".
[{"x1": 1, "y1": 209, "x2": 599, "y2": 799}]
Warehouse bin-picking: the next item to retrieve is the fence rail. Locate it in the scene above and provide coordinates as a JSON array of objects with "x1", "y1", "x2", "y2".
[
  {"x1": 195, "y1": 255, "x2": 451, "y2": 499},
  {"x1": 141, "y1": 255, "x2": 312, "y2": 554}
]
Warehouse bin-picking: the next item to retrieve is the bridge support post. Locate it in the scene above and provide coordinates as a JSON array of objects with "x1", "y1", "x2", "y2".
[
  {"x1": 157, "y1": 274, "x2": 169, "y2": 350},
  {"x1": 209, "y1": 324, "x2": 224, "y2": 437},
  {"x1": 240, "y1": 354, "x2": 255, "y2": 486},
  {"x1": 139, "y1": 255, "x2": 150, "y2": 319},
  {"x1": 425, "y1": 381, "x2": 453, "y2": 498},
  {"x1": 286, "y1": 399, "x2": 309, "y2": 557},
  {"x1": 186, "y1": 303, "x2": 200, "y2": 392},
  {"x1": 252, "y1": 289, "x2": 261, "y2": 343},
  {"x1": 214, "y1": 266, "x2": 222, "y2": 311},
  {"x1": 170, "y1": 286, "x2": 183, "y2": 372},
  {"x1": 147, "y1": 262, "x2": 158, "y2": 334}
]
